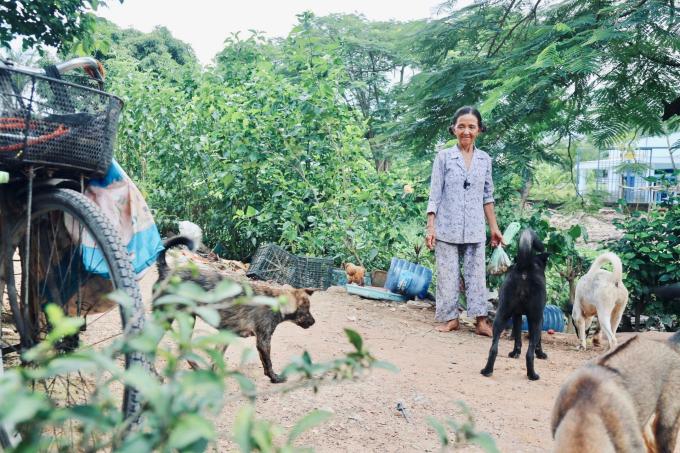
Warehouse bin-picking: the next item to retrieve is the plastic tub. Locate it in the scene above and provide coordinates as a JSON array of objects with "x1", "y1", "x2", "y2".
[
  {"x1": 346, "y1": 284, "x2": 408, "y2": 302},
  {"x1": 371, "y1": 270, "x2": 388, "y2": 288},
  {"x1": 503, "y1": 304, "x2": 566, "y2": 332}
]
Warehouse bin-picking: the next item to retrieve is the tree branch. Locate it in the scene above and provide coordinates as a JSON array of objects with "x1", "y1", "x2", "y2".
[
  {"x1": 486, "y1": 0, "x2": 519, "y2": 58},
  {"x1": 489, "y1": 0, "x2": 542, "y2": 57}
]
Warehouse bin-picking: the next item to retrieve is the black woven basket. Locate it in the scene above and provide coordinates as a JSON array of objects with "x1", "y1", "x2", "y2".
[
  {"x1": 246, "y1": 243, "x2": 333, "y2": 289},
  {"x1": 0, "y1": 67, "x2": 122, "y2": 177}
]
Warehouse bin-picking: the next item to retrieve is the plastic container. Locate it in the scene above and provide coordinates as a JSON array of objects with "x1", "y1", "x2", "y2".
[
  {"x1": 371, "y1": 270, "x2": 388, "y2": 287},
  {"x1": 331, "y1": 268, "x2": 348, "y2": 286},
  {"x1": 384, "y1": 258, "x2": 433, "y2": 299},
  {"x1": 503, "y1": 304, "x2": 566, "y2": 332},
  {"x1": 346, "y1": 284, "x2": 408, "y2": 302}
]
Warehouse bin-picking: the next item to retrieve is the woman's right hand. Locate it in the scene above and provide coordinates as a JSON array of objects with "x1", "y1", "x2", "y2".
[{"x1": 426, "y1": 226, "x2": 436, "y2": 250}]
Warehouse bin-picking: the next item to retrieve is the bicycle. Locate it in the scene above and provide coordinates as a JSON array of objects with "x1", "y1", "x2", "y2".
[{"x1": 0, "y1": 57, "x2": 146, "y2": 449}]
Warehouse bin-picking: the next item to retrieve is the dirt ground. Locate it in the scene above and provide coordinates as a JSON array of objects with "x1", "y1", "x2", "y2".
[
  {"x1": 547, "y1": 208, "x2": 623, "y2": 248},
  {"x1": 137, "y1": 269, "x2": 672, "y2": 453}
]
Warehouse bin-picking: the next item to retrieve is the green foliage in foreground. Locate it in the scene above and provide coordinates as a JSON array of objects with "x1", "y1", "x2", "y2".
[
  {"x1": 0, "y1": 273, "x2": 394, "y2": 452},
  {"x1": 428, "y1": 402, "x2": 500, "y2": 453}
]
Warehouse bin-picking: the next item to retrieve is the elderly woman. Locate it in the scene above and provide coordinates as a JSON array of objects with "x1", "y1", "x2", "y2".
[{"x1": 425, "y1": 106, "x2": 503, "y2": 336}]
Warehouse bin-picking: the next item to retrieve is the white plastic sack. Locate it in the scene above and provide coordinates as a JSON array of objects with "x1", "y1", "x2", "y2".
[
  {"x1": 487, "y1": 246, "x2": 512, "y2": 275},
  {"x1": 486, "y1": 221, "x2": 521, "y2": 275}
]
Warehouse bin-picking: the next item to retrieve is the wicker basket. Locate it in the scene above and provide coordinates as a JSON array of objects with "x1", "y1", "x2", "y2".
[
  {"x1": 0, "y1": 66, "x2": 122, "y2": 177},
  {"x1": 246, "y1": 243, "x2": 333, "y2": 289}
]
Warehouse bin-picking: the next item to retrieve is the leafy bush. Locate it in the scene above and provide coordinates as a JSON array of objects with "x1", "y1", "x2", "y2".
[
  {"x1": 103, "y1": 27, "x2": 426, "y2": 271},
  {"x1": 608, "y1": 200, "x2": 680, "y2": 328},
  {"x1": 0, "y1": 270, "x2": 391, "y2": 451}
]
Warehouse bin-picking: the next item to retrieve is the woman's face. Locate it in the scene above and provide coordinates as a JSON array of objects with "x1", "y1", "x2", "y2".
[{"x1": 452, "y1": 113, "x2": 480, "y2": 148}]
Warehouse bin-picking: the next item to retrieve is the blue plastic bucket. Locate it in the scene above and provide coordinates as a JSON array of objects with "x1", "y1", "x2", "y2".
[
  {"x1": 503, "y1": 304, "x2": 566, "y2": 332},
  {"x1": 385, "y1": 258, "x2": 433, "y2": 299}
]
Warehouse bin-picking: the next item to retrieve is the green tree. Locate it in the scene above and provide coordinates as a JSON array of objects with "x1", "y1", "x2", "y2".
[
  {"x1": 294, "y1": 13, "x2": 426, "y2": 171},
  {"x1": 399, "y1": 0, "x2": 680, "y2": 207},
  {"x1": 70, "y1": 18, "x2": 200, "y2": 85},
  {"x1": 0, "y1": 0, "x2": 120, "y2": 51}
]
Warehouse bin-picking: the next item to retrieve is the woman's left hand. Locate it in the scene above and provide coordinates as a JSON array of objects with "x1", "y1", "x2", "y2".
[{"x1": 490, "y1": 229, "x2": 505, "y2": 248}]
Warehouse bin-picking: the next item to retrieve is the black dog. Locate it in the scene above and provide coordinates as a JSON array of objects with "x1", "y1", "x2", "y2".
[{"x1": 481, "y1": 229, "x2": 550, "y2": 380}]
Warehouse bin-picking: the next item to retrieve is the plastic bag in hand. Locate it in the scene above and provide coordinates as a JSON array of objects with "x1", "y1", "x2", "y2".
[{"x1": 487, "y1": 245, "x2": 511, "y2": 275}]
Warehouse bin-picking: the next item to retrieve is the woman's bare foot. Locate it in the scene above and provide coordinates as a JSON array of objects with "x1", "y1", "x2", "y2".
[
  {"x1": 436, "y1": 319, "x2": 460, "y2": 332},
  {"x1": 475, "y1": 316, "x2": 493, "y2": 337}
]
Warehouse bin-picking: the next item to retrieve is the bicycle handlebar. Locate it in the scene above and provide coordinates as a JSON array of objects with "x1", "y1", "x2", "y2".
[{"x1": 0, "y1": 56, "x2": 105, "y2": 83}]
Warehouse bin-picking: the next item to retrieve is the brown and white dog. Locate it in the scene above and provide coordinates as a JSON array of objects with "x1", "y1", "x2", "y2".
[
  {"x1": 156, "y1": 235, "x2": 315, "y2": 383},
  {"x1": 552, "y1": 331, "x2": 680, "y2": 452}
]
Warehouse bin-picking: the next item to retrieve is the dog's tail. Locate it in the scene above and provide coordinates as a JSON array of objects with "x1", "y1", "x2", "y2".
[
  {"x1": 516, "y1": 228, "x2": 543, "y2": 270},
  {"x1": 587, "y1": 252, "x2": 623, "y2": 283},
  {"x1": 157, "y1": 235, "x2": 196, "y2": 281},
  {"x1": 178, "y1": 220, "x2": 203, "y2": 249}
]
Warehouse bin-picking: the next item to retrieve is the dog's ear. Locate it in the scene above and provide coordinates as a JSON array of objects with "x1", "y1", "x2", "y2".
[
  {"x1": 303, "y1": 288, "x2": 316, "y2": 295},
  {"x1": 538, "y1": 252, "x2": 550, "y2": 264},
  {"x1": 278, "y1": 294, "x2": 297, "y2": 315}
]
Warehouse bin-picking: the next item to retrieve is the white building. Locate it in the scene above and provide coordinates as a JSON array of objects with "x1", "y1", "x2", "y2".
[{"x1": 575, "y1": 132, "x2": 679, "y2": 204}]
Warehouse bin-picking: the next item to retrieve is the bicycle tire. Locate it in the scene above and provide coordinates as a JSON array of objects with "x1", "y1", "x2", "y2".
[
  {"x1": 0, "y1": 426, "x2": 11, "y2": 451},
  {"x1": 1, "y1": 188, "x2": 146, "y2": 447}
]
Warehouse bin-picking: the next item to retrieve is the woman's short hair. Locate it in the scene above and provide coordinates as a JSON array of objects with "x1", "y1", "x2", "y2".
[{"x1": 448, "y1": 106, "x2": 487, "y2": 135}]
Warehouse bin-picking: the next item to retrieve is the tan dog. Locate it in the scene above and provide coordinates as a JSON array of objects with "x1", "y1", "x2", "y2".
[
  {"x1": 552, "y1": 331, "x2": 680, "y2": 452},
  {"x1": 572, "y1": 252, "x2": 628, "y2": 350},
  {"x1": 344, "y1": 263, "x2": 366, "y2": 286}
]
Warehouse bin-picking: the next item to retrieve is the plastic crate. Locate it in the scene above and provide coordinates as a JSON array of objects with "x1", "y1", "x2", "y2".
[
  {"x1": 246, "y1": 243, "x2": 333, "y2": 289},
  {"x1": 0, "y1": 66, "x2": 122, "y2": 177}
]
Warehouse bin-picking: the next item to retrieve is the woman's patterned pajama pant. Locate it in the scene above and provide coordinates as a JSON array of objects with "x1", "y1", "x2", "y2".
[{"x1": 434, "y1": 240, "x2": 487, "y2": 322}]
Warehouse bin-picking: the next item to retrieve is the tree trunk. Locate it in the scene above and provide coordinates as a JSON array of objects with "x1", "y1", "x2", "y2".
[
  {"x1": 375, "y1": 159, "x2": 390, "y2": 172},
  {"x1": 568, "y1": 276, "x2": 576, "y2": 306},
  {"x1": 635, "y1": 296, "x2": 644, "y2": 331},
  {"x1": 520, "y1": 179, "x2": 532, "y2": 211}
]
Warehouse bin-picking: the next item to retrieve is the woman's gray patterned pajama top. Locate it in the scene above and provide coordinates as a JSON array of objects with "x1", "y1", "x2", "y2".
[{"x1": 427, "y1": 146, "x2": 495, "y2": 321}]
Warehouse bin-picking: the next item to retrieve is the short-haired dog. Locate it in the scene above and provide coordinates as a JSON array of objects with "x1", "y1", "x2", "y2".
[{"x1": 157, "y1": 236, "x2": 315, "y2": 383}]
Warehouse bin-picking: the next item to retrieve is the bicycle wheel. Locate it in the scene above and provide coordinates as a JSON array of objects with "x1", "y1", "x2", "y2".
[
  {"x1": 0, "y1": 351, "x2": 9, "y2": 451},
  {"x1": 0, "y1": 188, "x2": 145, "y2": 448}
]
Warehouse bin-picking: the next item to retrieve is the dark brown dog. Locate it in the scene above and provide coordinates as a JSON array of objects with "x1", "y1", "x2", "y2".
[{"x1": 157, "y1": 236, "x2": 315, "y2": 383}]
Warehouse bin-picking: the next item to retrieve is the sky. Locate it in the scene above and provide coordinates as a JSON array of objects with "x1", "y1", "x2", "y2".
[{"x1": 98, "y1": 0, "x2": 453, "y2": 65}]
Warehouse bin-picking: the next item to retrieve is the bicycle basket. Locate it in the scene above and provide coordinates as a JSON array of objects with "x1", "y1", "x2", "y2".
[{"x1": 0, "y1": 66, "x2": 123, "y2": 177}]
